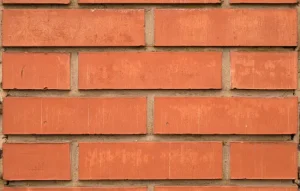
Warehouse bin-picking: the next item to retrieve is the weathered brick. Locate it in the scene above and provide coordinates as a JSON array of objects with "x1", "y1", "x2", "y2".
[
  {"x1": 3, "y1": 97, "x2": 147, "y2": 134},
  {"x1": 3, "y1": 0, "x2": 69, "y2": 4},
  {"x1": 3, "y1": 52, "x2": 70, "y2": 90},
  {"x1": 4, "y1": 188, "x2": 147, "y2": 191},
  {"x1": 155, "y1": 9, "x2": 297, "y2": 46},
  {"x1": 154, "y1": 97, "x2": 298, "y2": 134},
  {"x1": 79, "y1": 0, "x2": 219, "y2": 3},
  {"x1": 79, "y1": 52, "x2": 222, "y2": 89},
  {"x1": 230, "y1": 142, "x2": 297, "y2": 179},
  {"x1": 3, "y1": 9, "x2": 145, "y2": 47},
  {"x1": 155, "y1": 186, "x2": 298, "y2": 191},
  {"x1": 3, "y1": 143, "x2": 71, "y2": 180},
  {"x1": 230, "y1": 0, "x2": 297, "y2": 3},
  {"x1": 79, "y1": 142, "x2": 222, "y2": 179},
  {"x1": 231, "y1": 52, "x2": 298, "y2": 89}
]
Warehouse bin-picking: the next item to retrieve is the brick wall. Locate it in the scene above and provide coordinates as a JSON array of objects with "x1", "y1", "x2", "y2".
[{"x1": 0, "y1": 0, "x2": 299, "y2": 190}]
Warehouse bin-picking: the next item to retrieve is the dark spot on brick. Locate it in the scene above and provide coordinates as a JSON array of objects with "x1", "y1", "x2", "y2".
[{"x1": 0, "y1": 149, "x2": 3, "y2": 159}]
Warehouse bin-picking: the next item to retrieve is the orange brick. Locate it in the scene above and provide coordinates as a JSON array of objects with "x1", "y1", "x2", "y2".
[
  {"x1": 154, "y1": 97, "x2": 298, "y2": 134},
  {"x1": 3, "y1": 0, "x2": 69, "y2": 4},
  {"x1": 231, "y1": 52, "x2": 298, "y2": 89},
  {"x1": 79, "y1": 0, "x2": 219, "y2": 3},
  {"x1": 79, "y1": 142, "x2": 222, "y2": 179},
  {"x1": 3, "y1": 97, "x2": 146, "y2": 134},
  {"x1": 230, "y1": 0, "x2": 297, "y2": 3},
  {"x1": 5, "y1": 187, "x2": 297, "y2": 191},
  {"x1": 230, "y1": 142, "x2": 297, "y2": 179},
  {"x1": 2, "y1": 9, "x2": 144, "y2": 47},
  {"x1": 155, "y1": 9, "x2": 297, "y2": 46},
  {"x1": 155, "y1": 187, "x2": 298, "y2": 191},
  {"x1": 3, "y1": 52, "x2": 70, "y2": 90},
  {"x1": 4, "y1": 188, "x2": 147, "y2": 191},
  {"x1": 79, "y1": 52, "x2": 222, "y2": 89},
  {"x1": 3, "y1": 143, "x2": 71, "y2": 180}
]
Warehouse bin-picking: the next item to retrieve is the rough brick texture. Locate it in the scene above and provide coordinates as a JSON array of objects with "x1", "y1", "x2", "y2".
[
  {"x1": 4, "y1": 187, "x2": 298, "y2": 191},
  {"x1": 3, "y1": 97, "x2": 147, "y2": 134},
  {"x1": 155, "y1": 187, "x2": 298, "y2": 191},
  {"x1": 230, "y1": 52, "x2": 298, "y2": 89},
  {"x1": 155, "y1": 9, "x2": 297, "y2": 46},
  {"x1": 3, "y1": 0, "x2": 69, "y2": 3},
  {"x1": 3, "y1": 143, "x2": 71, "y2": 180},
  {"x1": 230, "y1": 0, "x2": 297, "y2": 3},
  {"x1": 79, "y1": 52, "x2": 222, "y2": 89},
  {"x1": 3, "y1": 52, "x2": 71, "y2": 89},
  {"x1": 4, "y1": 188, "x2": 147, "y2": 191},
  {"x1": 79, "y1": 0, "x2": 220, "y2": 3},
  {"x1": 2, "y1": 9, "x2": 145, "y2": 46},
  {"x1": 79, "y1": 142, "x2": 222, "y2": 179},
  {"x1": 1, "y1": 0, "x2": 299, "y2": 190},
  {"x1": 154, "y1": 97, "x2": 298, "y2": 134},
  {"x1": 230, "y1": 142, "x2": 297, "y2": 179}
]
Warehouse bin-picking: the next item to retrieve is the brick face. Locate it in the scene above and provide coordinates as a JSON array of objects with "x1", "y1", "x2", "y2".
[
  {"x1": 154, "y1": 97, "x2": 298, "y2": 134},
  {"x1": 230, "y1": 142, "x2": 298, "y2": 179},
  {"x1": 3, "y1": 0, "x2": 70, "y2": 3},
  {"x1": 155, "y1": 9, "x2": 297, "y2": 46},
  {"x1": 79, "y1": 142, "x2": 222, "y2": 179},
  {"x1": 230, "y1": 0, "x2": 297, "y2": 3},
  {"x1": 230, "y1": 52, "x2": 298, "y2": 89},
  {"x1": 4, "y1": 188, "x2": 148, "y2": 191},
  {"x1": 1, "y1": 0, "x2": 298, "y2": 189},
  {"x1": 4, "y1": 187, "x2": 298, "y2": 191},
  {"x1": 79, "y1": 52, "x2": 222, "y2": 89},
  {"x1": 3, "y1": 97, "x2": 147, "y2": 134},
  {"x1": 3, "y1": 52, "x2": 71, "y2": 90},
  {"x1": 79, "y1": 0, "x2": 220, "y2": 3},
  {"x1": 155, "y1": 187, "x2": 298, "y2": 191},
  {"x1": 2, "y1": 9, "x2": 145, "y2": 46},
  {"x1": 3, "y1": 143, "x2": 71, "y2": 180}
]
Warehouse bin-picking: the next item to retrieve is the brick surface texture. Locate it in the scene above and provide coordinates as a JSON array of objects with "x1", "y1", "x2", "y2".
[{"x1": 1, "y1": 0, "x2": 299, "y2": 190}]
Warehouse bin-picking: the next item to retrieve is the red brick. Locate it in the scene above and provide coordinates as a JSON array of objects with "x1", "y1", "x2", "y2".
[
  {"x1": 2, "y1": 9, "x2": 144, "y2": 47},
  {"x1": 3, "y1": 0, "x2": 69, "y2": 4},
  {"x1": 4, "y1": 188, "x2": 147, "y2": 191},
  {"x1": 230, "y1": 142, "x2": 297, "y2": 179},
  {"x1": 231, "y1": 52, "x2": 298, "y2": 90},
  {"x1": 154, "y1": 97, "x2": 297, "y2": 134},
  {"x1": 230, "y1": 0, "x2": 297, "y2": 3},
  {"x1": 79, "y1": 142, "x2": 222, "y2": 179},
  {"x1": 3, "y1": 97, "x2": 146, "y2": 134},
  {"x1": 79, "y1": 52, "x2": 222, "y2": 89},
  {"x1": 155, "y1": 187, "x2": 298, "y2": 191},
  {"x1": 3, "y1": 52, "x2": 70, "y2": 90},
  {"x1": 3, "y1": 143, "x2": 71, "y2": 180},
  {"x1": 155, "y1": 9, "x2": 297, "y2": 46},
  {"x1": 4, "y1": 188, "x2": 296, "y2": 191},
  {"x1": 79, "y1": 0, "x2": 219, "y2": 3}
]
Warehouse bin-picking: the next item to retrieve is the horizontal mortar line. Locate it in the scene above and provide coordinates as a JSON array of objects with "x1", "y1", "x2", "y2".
[
  {"x1": 5, "y1": 135, "x2": 293, "y2": 142},
  {"x1": 4, "y1": 90, "x2": 295, "y2": 97},
  {"x1": 6, "y1": 179, "x2": 296, "y2": 187},
  {"x1": 1, "y1": 4, "x2": 298, "y2": 8},
  {"x1": 2, "y1": 47, "x2": 297, "y2": 52},
  {"x1": 3, "y1": 4, "x2": 221, "y2": 8}
]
